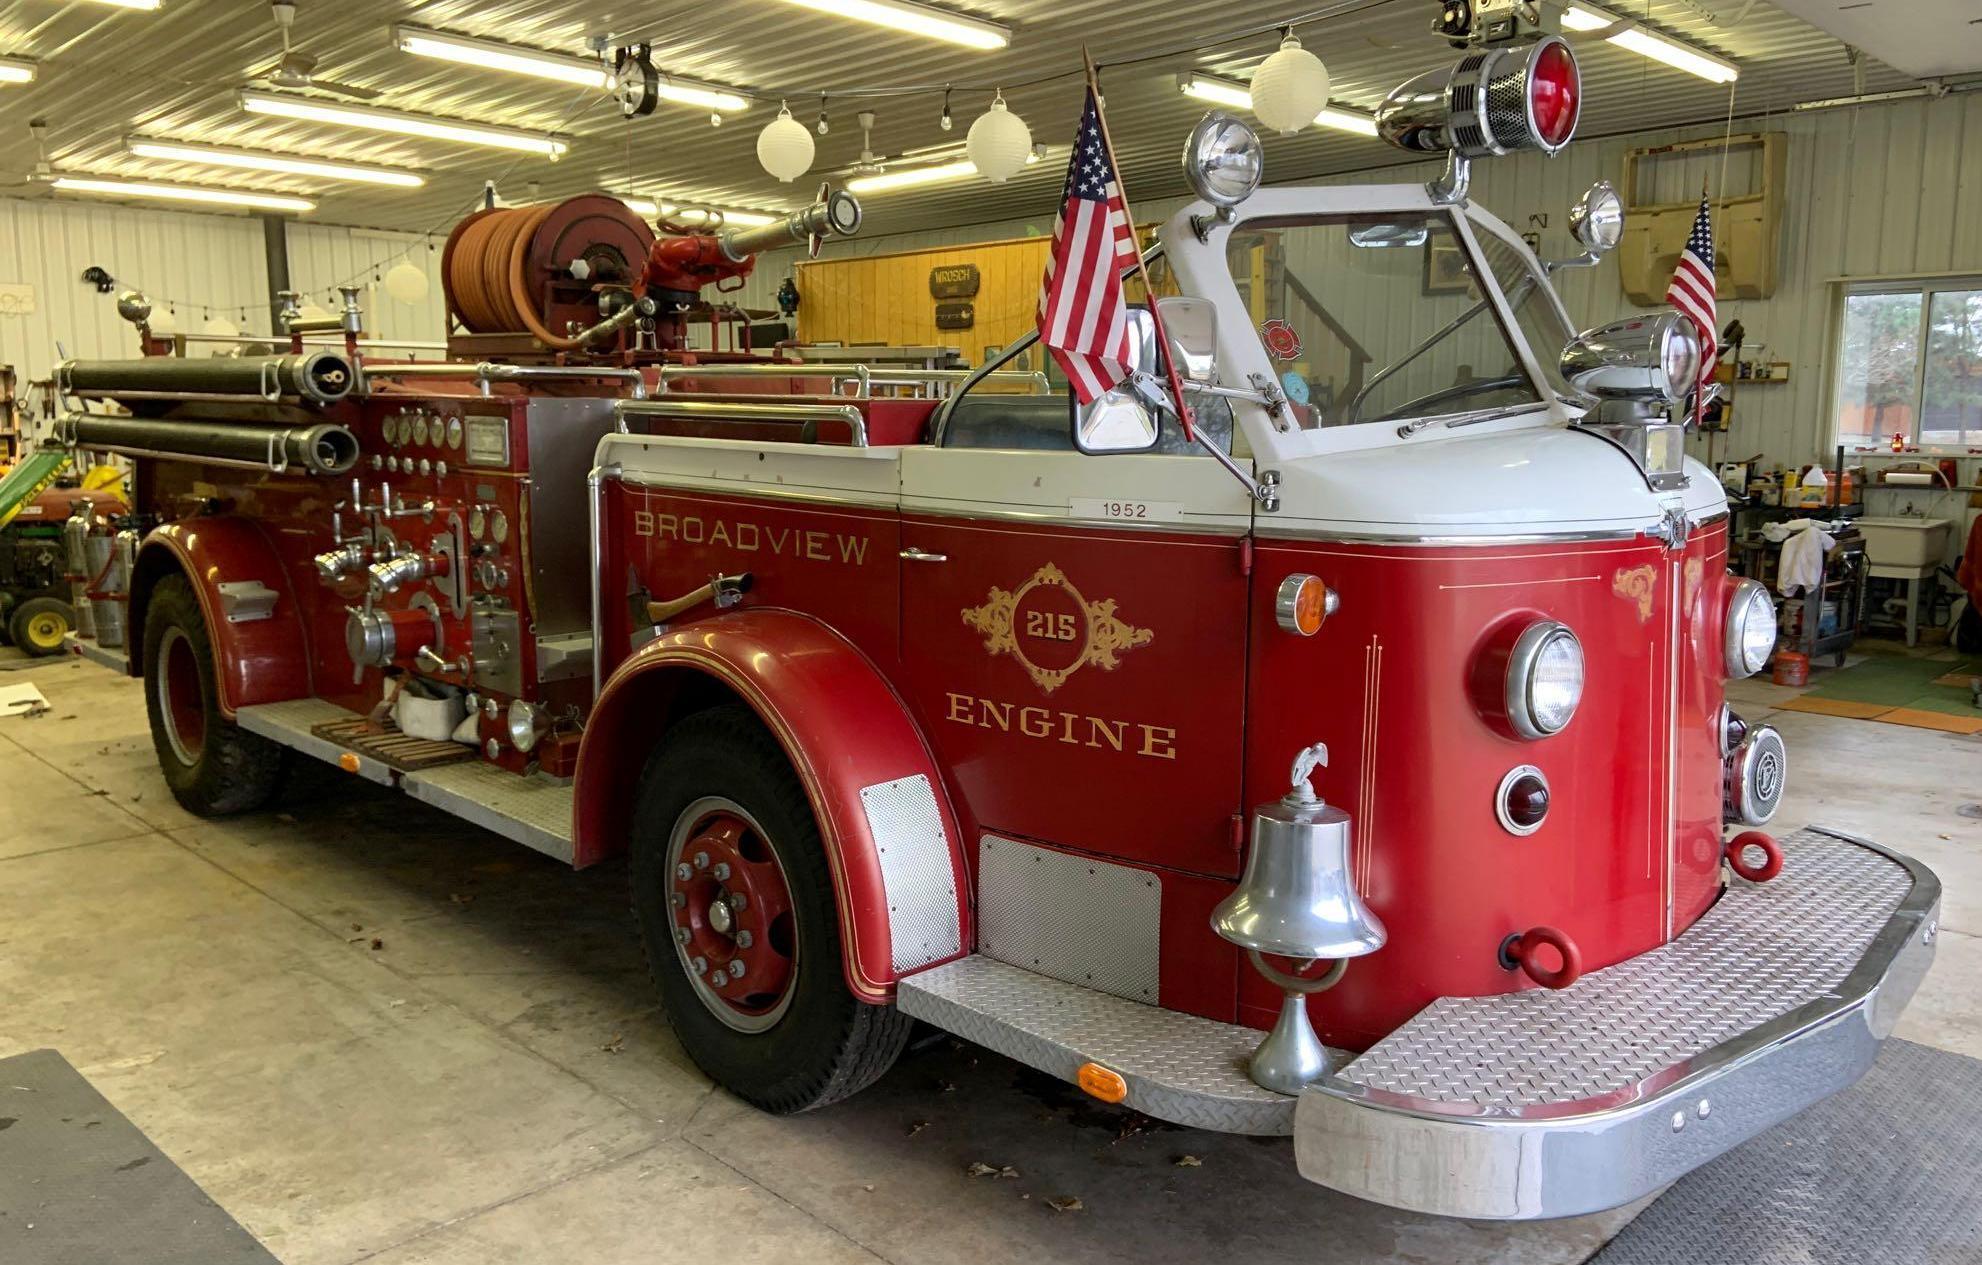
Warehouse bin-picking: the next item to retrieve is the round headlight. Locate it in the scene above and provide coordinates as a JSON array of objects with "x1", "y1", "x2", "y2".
[
  {"x1": 1725, "y1": 579, "x2": 1777, "y2": 678},
  {"x1": 1506, "y1": 621, "x2": 1584, "y2": 739},
  {"x1": 1182, "y1": 112, "x2": 1263, "y2": 208},
  {"x1": 506, "y1": 699, "x2": 545, "y2": 753}
]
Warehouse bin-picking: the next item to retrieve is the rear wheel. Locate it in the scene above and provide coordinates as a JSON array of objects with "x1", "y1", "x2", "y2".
[
  {"x1": 142, "y1": 574, "x2": 284, "y2": 816},
  {"x1": 9, "y1": 597, "x2": 74, "y2": 657},
  {"x1": 630, "y1": 705, "x2": 912, "y2": 1113}
]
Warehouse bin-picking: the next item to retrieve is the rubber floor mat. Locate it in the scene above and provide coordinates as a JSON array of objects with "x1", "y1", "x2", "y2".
[
  {"x1": 0, "y1": 1048, "x2": 279, "y2": 1264},
  {"x1": 1590, "y1": 1039, "x2": 1981, "y2": 1265}
]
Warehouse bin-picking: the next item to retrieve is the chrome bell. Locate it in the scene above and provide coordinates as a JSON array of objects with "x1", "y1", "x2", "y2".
[{"x1": 1212, "y1": 743, "x2": 1387, "y2": 1096}]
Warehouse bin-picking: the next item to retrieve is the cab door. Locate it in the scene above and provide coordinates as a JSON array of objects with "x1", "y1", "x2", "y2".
[{"x1": 897, "y1": 445, "x2": 1255, "y2": 878}]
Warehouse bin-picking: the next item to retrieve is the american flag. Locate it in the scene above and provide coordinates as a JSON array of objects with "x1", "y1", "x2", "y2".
[
  {"x1": 1038, "y1": 87, "x2": 1137, "y2": 405},
  {"x1": 1666, "y1": 194, "x2": 1719, "y2": 392}
]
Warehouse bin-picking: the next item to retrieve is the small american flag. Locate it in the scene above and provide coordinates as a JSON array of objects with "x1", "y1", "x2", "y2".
[
  {"x1": 1666, "y1": 194, "x2": 1719, "y2": 393},
  {"x1": 1038, "y1": 87, "x2": 1137, "y2": 405}
]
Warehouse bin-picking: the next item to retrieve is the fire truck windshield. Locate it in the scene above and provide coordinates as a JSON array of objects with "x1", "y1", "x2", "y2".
[{"x1": 1231, "y1": 212, "x2": 1546, "y2": 430}]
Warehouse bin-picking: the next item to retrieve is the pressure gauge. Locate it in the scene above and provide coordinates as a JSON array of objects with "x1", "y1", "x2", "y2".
[
  {"x1": 413, "y1": 413, "x2": 431, "y2": 446},
  {"x1": 445, "y1": 415, "x2": 464, "y2": 450},
  {"x1": 490, "y1": 509, "x2": 509, "y2": 544},
  {"x1": 469, "y1": 506, "x2": 487, "y2": 539}
]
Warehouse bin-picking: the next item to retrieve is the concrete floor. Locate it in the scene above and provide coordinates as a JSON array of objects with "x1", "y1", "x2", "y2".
[{"x1": 0, "y1": 645, "x2": 1976, "y2": 1265}]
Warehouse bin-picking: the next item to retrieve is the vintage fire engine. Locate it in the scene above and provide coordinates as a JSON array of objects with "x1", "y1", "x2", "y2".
[{"x1": 55, "y1": 28, "x2": 1936, "y2": 1221}]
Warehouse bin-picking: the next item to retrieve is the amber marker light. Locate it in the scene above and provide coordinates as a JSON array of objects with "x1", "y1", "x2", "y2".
[
  {"x1": 1275, "y1": 573, "x2": 1337, "y2": 636},
  {"x1": 1077, "y1": 1062, "x2": 1128, "y2": 1103}
]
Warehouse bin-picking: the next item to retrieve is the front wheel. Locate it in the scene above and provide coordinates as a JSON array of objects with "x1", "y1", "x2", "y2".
[
  {"x1": 142, "y1": 574, "x2": 284, "y2": 816},
  {"x1": 630, "y1": 705, "x2": 912, "y2": 1113}
]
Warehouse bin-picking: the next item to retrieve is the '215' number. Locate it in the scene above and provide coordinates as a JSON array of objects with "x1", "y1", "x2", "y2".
[{"x1": 1024, "y1": 611, "x2": 1079, "y2": 642}]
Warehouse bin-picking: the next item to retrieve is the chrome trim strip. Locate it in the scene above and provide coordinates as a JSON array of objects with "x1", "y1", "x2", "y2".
[
  {"x1": 1255, "y1": 526, "x2": 1646, "y2": 546},
  {"x1": 1292, "y1": 826, "x2": 1940, "y2": 1220},
  {"x1": 902, "y1": 501, "x2": 1253, "y2": 536}
]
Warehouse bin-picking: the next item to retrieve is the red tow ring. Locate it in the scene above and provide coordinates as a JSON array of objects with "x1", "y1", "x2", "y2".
[
  {"x1": 1725, "y1": 831, "x2": 1784, "y2": 883},
  {"x1": 1498, "y1": 925, "x2": 1583, "y2": 990}
]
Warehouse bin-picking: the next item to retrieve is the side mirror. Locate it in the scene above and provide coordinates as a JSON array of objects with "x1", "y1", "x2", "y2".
[
  {"x1": 1075, "y1": 307, "x2": 1161, "y2": 453},
  {"x1": 1545, "y1": 180, "x2": 1625, "y2": 274}
]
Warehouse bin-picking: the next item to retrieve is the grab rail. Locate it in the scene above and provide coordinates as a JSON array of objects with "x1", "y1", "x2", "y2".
[
  {"x1": 655, "y1": 363, "x2": 1048, "y2": 398},
  {"x1": 614, "y1": 398, "x2": 868, "y2": 447},
  {"x1": 361, "y1": 361, "x2": 649, "y2": 400}
]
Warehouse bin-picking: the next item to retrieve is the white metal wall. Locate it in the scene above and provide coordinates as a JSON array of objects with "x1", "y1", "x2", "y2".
[
  {"x1": 0, "y1": 196, "x2": 271, "y2": 391},
  {"x1": 284, "y1": 223, "x2": 449, "y2": 351}
]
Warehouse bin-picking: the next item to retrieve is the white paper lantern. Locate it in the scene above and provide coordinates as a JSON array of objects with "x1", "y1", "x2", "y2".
[
  {"x1": 757, "y1": 103, "x2": 815, "y2": 182},
  {"x1": 148, "y1": 306, "x2": 180, "y2": 336},
  {"x1": 201, "y1": 315, "x2": 240, "y2": 338},
  {"x1": 384, "y1": 261, "x2": 430, "y2": 304},
  {"x1": 297, "y1": 303, "x2": 332, "y2": 322},
  {"x1": 1250, "y1": 34, "x2": 1331, "y2": 135},
  {"x1": 967, "y1": 94, "x2": 1032, "y2": 184}
]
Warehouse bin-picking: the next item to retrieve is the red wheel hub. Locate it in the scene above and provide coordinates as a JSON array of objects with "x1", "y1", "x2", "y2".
[
  {"x1": 670, "y1": 810, "x2": 796, "y2": 1023},
  {"x1": 158, "y1": 628, "x2": 206, "y2": 765}
]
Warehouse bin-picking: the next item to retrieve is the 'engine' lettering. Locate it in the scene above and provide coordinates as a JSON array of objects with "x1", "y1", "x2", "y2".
[
  {"x1": 632, "y1": 509, "x2": 870, "y2": 565},
  {"x1": 944, "y1": 691, "x2": 1176, "y2": 760}
]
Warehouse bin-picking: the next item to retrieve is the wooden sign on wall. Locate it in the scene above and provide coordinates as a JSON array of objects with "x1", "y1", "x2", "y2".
[
  {"x1": 934, "y1": 301, "x2": 975, "y2": 330},
  {"x1": 929, "y1": 263, "x2": 980, "y2": 299}
]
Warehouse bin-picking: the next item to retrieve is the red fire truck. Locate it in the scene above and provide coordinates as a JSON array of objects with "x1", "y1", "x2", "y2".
[{"x1": 57, "y1": 32, "x2": 1936, "y2": 1221}]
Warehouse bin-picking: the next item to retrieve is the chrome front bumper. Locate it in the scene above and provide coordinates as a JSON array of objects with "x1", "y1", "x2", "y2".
[{"x1": 1296, "y1": 825, "x2": 1940, "y2": 1219}]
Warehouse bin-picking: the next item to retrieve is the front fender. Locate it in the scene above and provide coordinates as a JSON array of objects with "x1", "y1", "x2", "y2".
[
  {"x1": 129, "y1": 518, "x2": 311, "y2": 717},
  {"x1": 575, "y1": 609, "x2": 971, "y2": 1003}
]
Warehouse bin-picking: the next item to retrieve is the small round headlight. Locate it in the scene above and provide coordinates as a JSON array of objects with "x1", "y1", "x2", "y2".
[
  {"x1": 1182, "y1": 112, "x2": 1263, "y2": 208},
  {"x1": 1725, "y1": 578, "x2": 1777, "y2": 678},
  {"x1": 1570, "y1": 180, "x2": 1624, "y2": 254},
  {"x1": 1506, "y1": 621, "x2": 1584, "y2": 739},
  {"x1": 506, "y1": 699, "x2": 545, "y2": 753}
]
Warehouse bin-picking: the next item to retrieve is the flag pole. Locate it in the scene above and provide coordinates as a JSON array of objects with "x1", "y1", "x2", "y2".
[{"x1": 1082, "y1": 47, "x2": 1199, "y2": 444}]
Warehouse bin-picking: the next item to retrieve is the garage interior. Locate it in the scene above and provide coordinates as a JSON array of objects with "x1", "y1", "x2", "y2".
[{"x1": 2, "y1": 1, "x2": 1981, "y2": 1263}]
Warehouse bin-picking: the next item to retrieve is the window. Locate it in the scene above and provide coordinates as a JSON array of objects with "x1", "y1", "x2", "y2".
[
  {"x1": 1833, "y1": 279, "x2": 1982, "y2": 449},
  {"x1": 1228, "y1": 213, "x2": 1544, "y2": 429}
]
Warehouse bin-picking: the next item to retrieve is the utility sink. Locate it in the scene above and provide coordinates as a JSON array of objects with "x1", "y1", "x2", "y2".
[{"x1": 1855, "y1": 516, "x2": 1952, "y2": 569}]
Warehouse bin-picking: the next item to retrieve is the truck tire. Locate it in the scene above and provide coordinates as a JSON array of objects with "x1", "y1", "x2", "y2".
[
  {"x1": 142, "y1": 574, "x2": 284, "y2": 816},
  {"x1": 8, "y1": 597, "x2": 74, "y2": 657},
  {"x1": 630, "y1": 704, "x2": 912, "y2": 1114}
]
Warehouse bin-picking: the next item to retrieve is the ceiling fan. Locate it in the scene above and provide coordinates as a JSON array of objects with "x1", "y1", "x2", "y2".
[
  {"x1": 0, "y1": 120, "x2": 58, "y2": 195},
  {"x1": 245, "y1": 0, "x2": 379, "y2": 100}
]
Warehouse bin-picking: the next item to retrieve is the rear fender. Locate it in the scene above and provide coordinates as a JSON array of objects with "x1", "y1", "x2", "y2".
[
  {"x1": 575, "y1": 609, "x2": 971, "y2": 1003},
  {"x1": 129, "y1": 518, "x2": 311, "y2": 716}
]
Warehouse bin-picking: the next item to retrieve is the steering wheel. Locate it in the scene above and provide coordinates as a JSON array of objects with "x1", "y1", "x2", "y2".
[{"x1": 1363, "y1": 373, "x2": 1529, "y2": 425}]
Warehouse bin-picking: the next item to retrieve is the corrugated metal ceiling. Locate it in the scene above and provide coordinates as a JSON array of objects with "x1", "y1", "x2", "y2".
[{"x1": 0, "y1": 0, "x2": 1914, "y2": 241}]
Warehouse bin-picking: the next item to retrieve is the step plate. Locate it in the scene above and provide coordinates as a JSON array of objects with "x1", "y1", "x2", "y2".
[
  {"x1": 897, "y1": 954, "x2": 1305, "y2": 1136},
  {"x1": 1335, "y1": 825, "x2": 1915, "y2": 1108}
]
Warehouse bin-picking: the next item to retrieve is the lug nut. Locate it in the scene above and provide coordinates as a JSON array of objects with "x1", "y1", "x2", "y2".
[
  {"x1": 727, "y1": 961, "x2": 746, "y2": 981},
  {"x1": 736, "y1": 930, "x2": 754, "y2": 949},
  {"x1": 712, "y1": 862, "x2": 731, "y2": 881},
  {"x1": 729, "y1": 892, "x2": 747, "y2": 912},
  {"x1": 675, "y1": 927, "x2": 690, "y2": 945},
  {"x1": 671, "y1": 891, "x2": 685, "y2": 908},
  {"x1": 675, "y1": 863, "x2": 693, "y2": 882},
  {"x1": 690, "y1": 956, "x2": 707, "y2": 975},
  {"x1": 693, "y1": 851, "x2": 710, "y2": 870}
]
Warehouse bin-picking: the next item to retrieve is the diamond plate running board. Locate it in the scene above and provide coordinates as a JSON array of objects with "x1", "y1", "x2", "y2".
[
  {"x1": 897, "y1": 954, "x2": 1307, "y2": 1135},
  {"x1": 1296, "y1": 825, "x2": 1941, "y2": 1220}
]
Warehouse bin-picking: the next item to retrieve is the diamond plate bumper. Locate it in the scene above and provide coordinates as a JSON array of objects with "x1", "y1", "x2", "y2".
[{"x1": 1295, "y1": 825, "x2": 1940, "y2": 1220}]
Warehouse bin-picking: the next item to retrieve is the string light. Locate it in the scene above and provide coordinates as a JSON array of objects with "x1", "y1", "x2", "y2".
[
  {"x1": 817, "y1": 93, "x2": 830, "y2": 135},
  {"x1": 940, "y1": 86, "x2": 953, "y2": 131}
]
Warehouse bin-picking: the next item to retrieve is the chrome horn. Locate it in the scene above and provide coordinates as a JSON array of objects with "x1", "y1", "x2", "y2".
[{"x1": 1211, "y1": 743, "x2": 1386, "y2": 1095}]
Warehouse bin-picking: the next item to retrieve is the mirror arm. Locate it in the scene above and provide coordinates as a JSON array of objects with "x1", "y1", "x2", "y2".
[{"x1": 1542, "y1": 250, "x2": 1603, "y2": 276}]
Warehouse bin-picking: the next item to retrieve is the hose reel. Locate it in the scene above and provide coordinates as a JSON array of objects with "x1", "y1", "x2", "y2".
[{"x1": 441, "y1": 195, "x2": 655, "y2": 351}]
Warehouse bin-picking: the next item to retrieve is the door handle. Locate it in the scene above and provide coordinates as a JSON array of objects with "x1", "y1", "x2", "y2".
[{"x1": 899, "y1": 546, "x2": 949, "y2": 563}]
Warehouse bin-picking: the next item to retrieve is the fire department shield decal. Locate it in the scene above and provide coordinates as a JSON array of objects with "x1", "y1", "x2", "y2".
[{"x1": 961, "y1": 563, "x2": 1153, "y2": 694}]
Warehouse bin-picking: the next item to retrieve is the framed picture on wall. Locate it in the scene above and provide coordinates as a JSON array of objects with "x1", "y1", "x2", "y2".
[{"x1": 1423, "y1": 240, "x2": 1476, "y2": 297}]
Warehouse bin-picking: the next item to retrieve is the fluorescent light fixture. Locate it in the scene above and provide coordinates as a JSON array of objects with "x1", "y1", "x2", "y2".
[
  {"x1": 847, "y1": 151, "x2": 1042, "y2": 195},
  {"x1": 1177, "y1": 73, "x2": 1380, "y2": 137},
  {"x1": 126, "y1": 137, "x2": 424, "y2": 187},
  {"x1": 393, "y1": 25, "x2": 749, "y2": 113},
  {"x1": 239, "y1": 90, "x2": 568, "y2": 156},
  {"x1": 1794, "y1": 86, "x2": 1939, "y2": 112},
  {"x1": 84, "y1": 0, "x2": 160, "y2": 9},
  {"x1": 1561, "y1": 3, "x2": 1738, "y2": 83},
  {"x1": 53, "y1": 177, "x2": 314, "y2": 212},
  {"x1": 0, "y1": 56, "x2": 36, "y2": 85},
  {"x1": 768, "y1": 0, "x2": 1009, "y2": 50}
]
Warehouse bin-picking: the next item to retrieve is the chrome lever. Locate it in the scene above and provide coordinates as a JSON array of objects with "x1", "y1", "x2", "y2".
[{"x1": 899, "y1": 547, "x2": 949, "y2": 563}]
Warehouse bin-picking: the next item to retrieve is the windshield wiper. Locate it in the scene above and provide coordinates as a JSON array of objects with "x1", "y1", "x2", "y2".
[{"x1": 1394, "y1": 400, "x2": 1550, "y2": 438}]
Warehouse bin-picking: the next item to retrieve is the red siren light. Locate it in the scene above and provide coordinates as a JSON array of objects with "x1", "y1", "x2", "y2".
[{"x1": 1376, "y1": 34, "x2": 1583, "y2": 159}]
